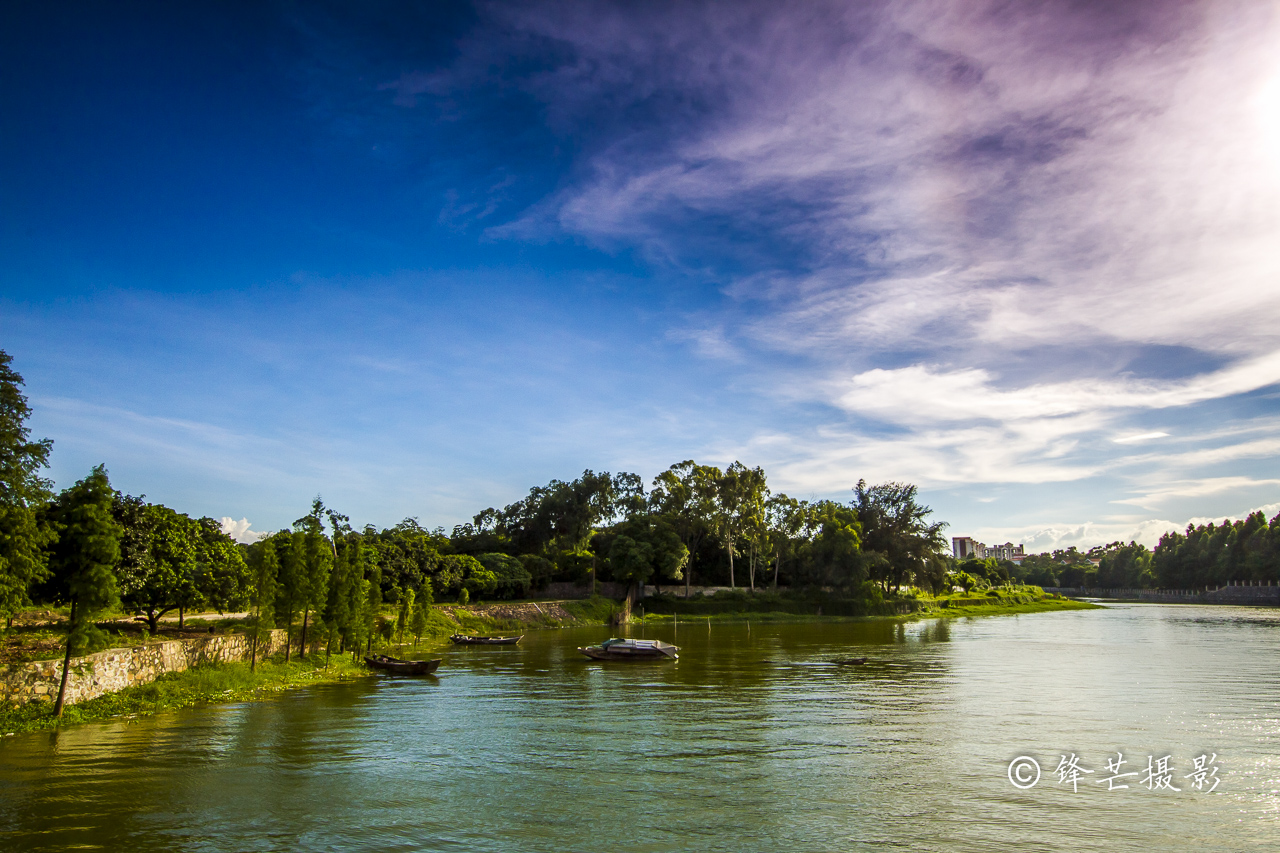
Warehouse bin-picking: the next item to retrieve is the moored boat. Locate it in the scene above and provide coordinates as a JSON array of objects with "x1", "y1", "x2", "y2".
[
  {"x1": 578, "y1": 638, "x2": 679, "y2": 661},
  {"x1": 449, "y1": 634, "x2": 523, "y2": 645},
  {"x1": 363, "y1": 654, "x2": 441, "y2": 674}
]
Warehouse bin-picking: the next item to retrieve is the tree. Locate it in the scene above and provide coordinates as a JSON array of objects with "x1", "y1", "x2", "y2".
[
  {"x1": 711, "y1": 462, "x2": 767, "y2": 588},
  {"x1": 409, "y1": 593, "x2": 428, "y2": 646},
  {"x1": 851, "y1": 480, "x2": 948, "y2": 593},
  {"x1": 650, "y1": 460, "x2": 719, "y2": 596},
  {"x1": 765, "y1": 494, "x2": 808, "y2": 589},
  {"x1": 247, "y1": 536, "x2": 278, "y2": 671},
  {"x1": 113, "y1": 501, "x2": 199, "y2": 632},
  {"x1": 45, "y1": 465, "x2": 121, "y2": 717},
  {"x1": 279, "y1": 500, "x2": 333, "y2": 660},
  {"x1": 476, "y1": 553, "x2": 532, "y2": 598},
  {"x1": 796, "y1": 501, "x2": 865, "y2": 589},
  {"x1": 396, "y1": 587, "x2": 415, "y2": 646},
  {"x1": 596, "y1": 516, "x2": 688, "y2": 591},
  {"x1": 0, "y1": 349, "x2": 56, "y2": 626}
]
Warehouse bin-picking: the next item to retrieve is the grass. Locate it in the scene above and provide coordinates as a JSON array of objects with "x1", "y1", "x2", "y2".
[
  {"x1": 0, "y1": 654, "x2": 369, "y2": 736},
  {"x1": 637, "y1": 586, "x2": 1099, "y2": 623}
]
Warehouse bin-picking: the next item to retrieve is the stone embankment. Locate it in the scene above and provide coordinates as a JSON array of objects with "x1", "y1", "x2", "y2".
[
  {"x1": 1046, "y1": 581, "x2": 1280, "y2": 606},
  {"x1": 0, "y1": 630, "x2": 287, "y2": 708}
]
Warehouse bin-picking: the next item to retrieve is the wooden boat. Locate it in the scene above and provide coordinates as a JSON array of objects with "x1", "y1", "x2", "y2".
[
  {"x1": 363, "y1": 654, "x2": 441, "y2": 674},
  {"x1": 578, "y1": 638, "x2": 679, "y2": 661},
  {"x1": 449, "y1": 634, "x2": 523, "y2": 645}
]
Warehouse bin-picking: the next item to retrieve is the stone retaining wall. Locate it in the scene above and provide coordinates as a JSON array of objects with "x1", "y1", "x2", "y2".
[
  {"x1": 0, "y1": 629, "x2": 288, "y2": 708},
  {"x1": 1045, "y1": 583, "x2": 1280, "y2": 606}
]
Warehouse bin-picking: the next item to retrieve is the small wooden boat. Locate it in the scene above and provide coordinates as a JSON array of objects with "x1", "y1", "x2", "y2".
[
  {"x1": 449, "y1": 634, "x2": 523, "y2": 645},
  {"x1": 578, "y1": 638, "x2": 679, "y2": 661},
  {"x1": 363, "y1": 654, "x2": 441, "y2": 674}
]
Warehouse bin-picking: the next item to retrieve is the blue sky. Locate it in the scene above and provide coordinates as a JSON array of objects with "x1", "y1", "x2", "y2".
[{"x1": 3, "y1": 1, "x2": 1280, "y2": 549}]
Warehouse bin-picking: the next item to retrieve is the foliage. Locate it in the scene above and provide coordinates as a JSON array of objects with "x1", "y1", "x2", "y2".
[
  {"x1": 0, "y1": 350, "x2": 55, "y2": 623},
  {"x1": 44, "y1": 466, "x2": 121, "y2": 650},
  {"x1": 1152, "y1": 511, "x2": 1280, "y2": 588},
  {"x1": 852, "y1": 480, "x2": 949, "y2": 593},
  {"x1": 795, "y1": 501, "x2": 865, "y2": 590},
  {"x1": 476, "y1": 552, "x2": 532, "y2": 598}
]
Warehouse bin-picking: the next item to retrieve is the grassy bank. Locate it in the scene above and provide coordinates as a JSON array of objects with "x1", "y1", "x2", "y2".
[
  {"x1": 409, "y1": 596, "x2": 624, "y2": 642},
  {"x1": 1, "y1": 654, "x2": 368, "y2": 736},
  {"x1": 638, "y1": 586, "x2": 1100, "y2": 623}
]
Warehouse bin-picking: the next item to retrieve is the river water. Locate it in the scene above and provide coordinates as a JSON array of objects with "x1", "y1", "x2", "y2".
[{"x1": 1, "y1": 603, "x2": 1278, "y2": 851}]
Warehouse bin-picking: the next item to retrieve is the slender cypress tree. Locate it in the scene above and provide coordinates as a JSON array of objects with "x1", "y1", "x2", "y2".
[{"x1": 46, "y1": 465, "x2": 120, "y2": 717}]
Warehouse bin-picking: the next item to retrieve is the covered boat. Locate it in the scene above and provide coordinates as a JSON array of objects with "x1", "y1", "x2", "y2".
[
  {"x1": 450, "y1": 634, "x2": 523, "y2": 645},
  {"x1": 578, "y1": 638, "x2": 679, "y2": 661},
  {"x1": 363, "y1": 654, "x2": 441, "y2": 674}
]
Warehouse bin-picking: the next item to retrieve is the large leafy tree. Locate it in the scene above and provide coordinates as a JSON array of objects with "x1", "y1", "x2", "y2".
[
  {"x1": 712, "y1": 462, "x2": 768, "y2": 588},
  {"x1": 45, "y1": 465, "x2": 121, "y2": 716},
  {"x1": 851, "y1": 480, "x2": 948, "y2": 594},
  {"x1": 649, "y1": 460, "x2": 719, "y2": 596},
  {"x1": 112, "y1": 496, "x2": 179, "y2": 632},
  {"x1": 0, "y1": 349, "x2": 56, "y2": 626},
  {"x1": 796, "y1": 501, "x2": 865, "y2": 590},
  {"x1": 595, "y1": 516, "x2": 688, "y2": 591}
]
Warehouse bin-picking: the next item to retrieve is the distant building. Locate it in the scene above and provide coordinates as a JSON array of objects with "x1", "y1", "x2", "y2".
[
  {"x1": 952, "y1": 537, "x2": 1025, "y2": 563},
  {"x1": 984, "y1": 542, "x2": 1025, "y2": 563},
  {"x1": 952, "y1": 536, "x2": 984, "y2": 560}
]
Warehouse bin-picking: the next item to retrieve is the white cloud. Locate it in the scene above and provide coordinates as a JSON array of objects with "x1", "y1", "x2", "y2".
[
  {"x1": 1113, "y1": 432, "x2": 1170, "y2": 444},
  {"x1": 220, "y1": 517, "x2": 267, "y2": 544}
]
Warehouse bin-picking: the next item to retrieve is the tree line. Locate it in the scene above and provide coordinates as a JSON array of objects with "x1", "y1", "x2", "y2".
[{"x1": 962, "y1": 511, "x2": 1280, "y2": 591}]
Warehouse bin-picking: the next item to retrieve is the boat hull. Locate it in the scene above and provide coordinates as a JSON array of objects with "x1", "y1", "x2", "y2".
[
  {"x1": 449, "y1": 635, "x2": 522, "y2": 645},
  {"x1": 364, "y1": 655, "x2": 441, "y2": 674},
  {"x1": 578, "y1": 646, "x2": 678, "y2": 661}
]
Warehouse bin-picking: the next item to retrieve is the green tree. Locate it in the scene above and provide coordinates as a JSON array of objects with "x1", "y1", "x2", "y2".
[
  {"x1": 247, "y1": 535, "x2": 278, "y2": 671},
  {"x1": 0, "y1": 350, "x2": 56, "y2": 626},
  {"x1": 596, "y1": 516, "x2": 688, "y2": 592},
  {"x1": 409, "y1": 592, "x2": 428, "y2": 646},
  {"x1": 852, "y1": 480, "x2": 948, "y2": 593},
  {"x1": 649, "y1": 460, "x2": 719, "y2": 596},
  {"x1": 113, "y1": 501, "x2": 200, "y2": 632},
  {"x1": 396, "y1": 587, "x2": 415, "y2": 645},
  {"x1": 796, "y1": 501, "x2": 865, "y2": 590},
  {"x1": 45, "y1": 465, "x2": 121, "y2": 717},
  {"x1": 476, "y1": 552, "x2": 532, "y2": 598}
]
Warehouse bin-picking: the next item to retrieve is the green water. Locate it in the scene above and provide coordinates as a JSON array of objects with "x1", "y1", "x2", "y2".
[{"x1": 2, "y1": 604, "x2": 1278, "y2": 851}]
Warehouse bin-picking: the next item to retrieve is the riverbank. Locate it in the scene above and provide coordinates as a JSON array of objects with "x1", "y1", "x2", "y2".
[
  {"x1": 0, "y1": 654, "x2": 367, "y2": 736},
  {"x1": 637, "y1": 587, "x2": 1100, "y2": 622}
]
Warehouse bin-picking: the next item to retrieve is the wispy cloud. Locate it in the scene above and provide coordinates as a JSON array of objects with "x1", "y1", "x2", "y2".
[{"x1": 440, "y1": 0, "x2": 1280, "y2": 538}]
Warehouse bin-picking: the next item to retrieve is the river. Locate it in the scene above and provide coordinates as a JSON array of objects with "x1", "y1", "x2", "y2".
[{"x1": 2, "y1": 603, "x2": 1277, "y2": 851}]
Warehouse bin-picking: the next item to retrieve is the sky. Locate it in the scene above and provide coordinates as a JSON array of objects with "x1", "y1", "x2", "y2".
[{"x1": 2, "y1": 0, "x2": 1279, "y2": 550}]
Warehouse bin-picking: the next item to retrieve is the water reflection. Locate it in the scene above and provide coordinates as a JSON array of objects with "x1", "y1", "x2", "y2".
[{"x1": 2, "y1": 605, "x2": 1278, "y2": 852}]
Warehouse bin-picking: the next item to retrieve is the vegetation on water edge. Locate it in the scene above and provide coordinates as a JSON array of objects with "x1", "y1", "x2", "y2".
[
  {"x1": 637, "y1": 586, "x2": 1099, "y2": 621},
  {"x1": 0, "y1": 654, "x2": 367, "y2": 736}
]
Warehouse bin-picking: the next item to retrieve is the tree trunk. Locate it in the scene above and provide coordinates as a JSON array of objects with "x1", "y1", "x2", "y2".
[
  {"x1": 685, "y1": 544, "x2": 692, "y2": 598},
  {"x1": 749, "y1": 543, "x2": 756, "y2": 591},
  {"x1": 284, "y1": 615, "x2": 293, "y2": 663},
  {"x1": 54, "y1": 599, "x2": 78, "y2": 718},
  {"x1": 249, "y1": 627, "x2": 259, "y2": 672},
  {"x1": 727, "y1": 536, "x2": 735, "y2": 587},
  {"x1": 299, "y1": 609, "x2": 309, "y2": 658},
  {"x1": 178, "y1": 606, "x2": 185, "y2": 630},
  {"x1": 147, "y1": 609, "x2": 160, "y2": 634}
]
